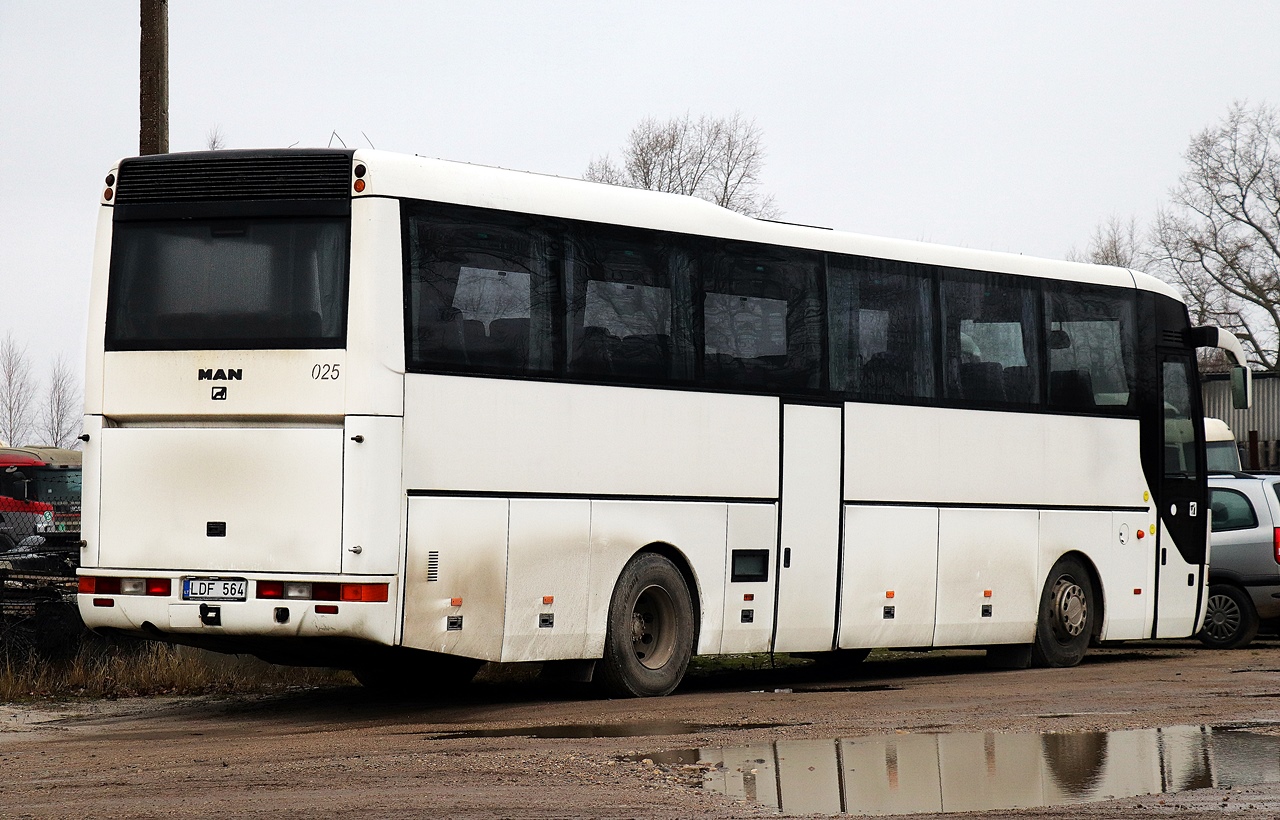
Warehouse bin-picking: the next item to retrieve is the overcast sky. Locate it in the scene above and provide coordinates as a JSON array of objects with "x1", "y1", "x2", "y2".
[{"x1": 2, "y1": 1, "x2": 1279, "y2": 380}]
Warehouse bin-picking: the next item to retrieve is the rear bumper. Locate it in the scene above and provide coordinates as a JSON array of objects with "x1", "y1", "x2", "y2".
[{"x1": 77, "y1": 569, "x2": 399, "y2": 648}]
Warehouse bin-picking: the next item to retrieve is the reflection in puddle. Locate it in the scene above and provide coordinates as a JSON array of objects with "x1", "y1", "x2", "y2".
[
  {"x1": 636, "y1": 726, "x2": 1280, "y2": 815},
  {"x1": 432, "y1": 721, "x2": 782, "y2": 739}
]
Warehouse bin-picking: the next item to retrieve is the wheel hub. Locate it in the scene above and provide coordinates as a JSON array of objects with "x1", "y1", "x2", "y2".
[
  {"x1": 1050, "y1": 577, "x2": 1087, "y2": 640},
  {"x1": 1203, "y1": 593, "x2": 1241, "y2": 640},
  {"x1": 630, "y1": 584, "x2": 677, "y2": 669}
]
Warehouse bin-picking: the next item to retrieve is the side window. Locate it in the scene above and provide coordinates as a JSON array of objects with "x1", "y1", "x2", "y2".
[
  {"x1": 827, "y1": 256, "x2": 936, "y2": 401},
  {"x1": 1210, "y1": 488, "x2": 1257, "y2": 532},
  {"x1": 1162, "y1": 358, "x2": 1201, "y2": 478},
  {"x1": 1044, "y1": 285, "x2": 1136, "y2": 412},
  {"x1": 702, "y1": 241, "x2": 823, "y2": 392},
  {"x1": 564, "y1": 225, "x2": 695, "y2": 383},
  {"x1": 941, "y1": 271, "x2": 1042, "y2": 407},
  {"x1": 404, "y1": 202, "x2": 557, "y2": 375}
]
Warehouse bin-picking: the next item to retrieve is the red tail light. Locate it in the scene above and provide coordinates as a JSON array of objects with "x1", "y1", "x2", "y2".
[
  {"x1": 80, "y1": 576, "x2": 121, "y2": 595},
  {"x1": 312, "y1": 583, "x2": 341, "y2": 601},
  {"x1": 146, "y1": 578, "x2": 172, "y2": 596},
  {"x1": 341, "y1": 583, "x2": 389, "y2": 602},
  {"x1": 257, "y1": 581, "x2": 284, "y2": 599},
  {"x1": 1273, "y1": 528, "x2": 1280, "y2": 564}
]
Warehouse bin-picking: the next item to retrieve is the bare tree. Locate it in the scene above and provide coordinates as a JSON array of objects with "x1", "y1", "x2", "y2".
[
  {"x1": 205, "y1": 125, "x2": 226, "y2": 150},
  {"x1": 0, "y1": 333, "x2": 37, "y2": 447},
  {"x1": 36, "y1": 356, "x2": 82, "y2": 449},
  {"x1": 1149, "y1": 101, "x2": 1280, "y2": 369},
  {"x1": 585, "y1": 113, "x2": 780, "y2": 218},
  {"x1": 1066, "y1": 214, "x2": 1146, "y2": 268}
]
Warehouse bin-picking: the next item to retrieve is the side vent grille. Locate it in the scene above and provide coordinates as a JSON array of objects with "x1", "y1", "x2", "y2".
[
  {"x1": 1162, "y1": 330, "x2": 1188, "y2": 347},
  {"x1": 115, "y1": 151, "x2": 352, "y2": 203},
  {"x1": 426, "y1": 551, "x2": 440, "y2": 582}
]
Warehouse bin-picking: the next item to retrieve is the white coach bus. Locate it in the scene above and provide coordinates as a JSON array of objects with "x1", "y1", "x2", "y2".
[{"x1": 78, "y1": 149, "x2": 1250, "y2": 696}]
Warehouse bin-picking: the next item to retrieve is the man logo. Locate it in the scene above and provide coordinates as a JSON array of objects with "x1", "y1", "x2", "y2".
[
  {"x1": 211, "y1": 387, "x2": 228, "y2": 401},
  {"x1": 197, "y1": 369, "x2": 242, "y2": 381}
]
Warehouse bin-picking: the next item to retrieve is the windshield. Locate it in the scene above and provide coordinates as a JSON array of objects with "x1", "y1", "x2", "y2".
[
  {"x1": 106, "y1": 217, "x2": 349, "y2": 349},
  {"x1": 1205, "y1": 441, "x2": 1242, "y2": 472}
]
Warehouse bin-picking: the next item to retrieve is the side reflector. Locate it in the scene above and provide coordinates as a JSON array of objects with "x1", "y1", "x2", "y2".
[
  {"x1": 1137, "y1": 529, "x2": 1145, "y2": 540},
  {"x1": 983, "y1": 590, "x2": 993, "y2": 598},
  {"x1": 542, "y1": 595, "x2": 554, "y2": 605},
  {"x1": 450, "y1": 597, "x2": 463, "y2": 607},
  {"x1": 743, "y1": 593, "x2": 754, "y2": 602},
  {"x1": 353, "y1": 179, "x2": 366, "y2": 193},
  {"x1": 885, "y1": 590, "x2": 895, "y2": 599},
  {"x1": 1134, "y1": 588, "x2": 1142, "y2": 595},
  {"x1": 315, "y1": 605, "x2": 339, "y2": 615}
]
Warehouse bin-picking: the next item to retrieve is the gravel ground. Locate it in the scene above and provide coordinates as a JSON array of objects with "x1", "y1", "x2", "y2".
[{"x1": 4, "y1": 641, "x2": 1280, "y2": 818}]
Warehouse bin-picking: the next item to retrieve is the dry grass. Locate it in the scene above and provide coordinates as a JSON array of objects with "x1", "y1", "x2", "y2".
[{"x1": 0, "y1": 641, "x2": 355, "y2": 703}]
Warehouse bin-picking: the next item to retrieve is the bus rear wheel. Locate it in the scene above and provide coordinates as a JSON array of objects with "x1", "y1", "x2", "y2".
[
  {"x1": 1030, "y1": 556, "x2": 1095, "y2": 668},
  {"x1": 598, "y1": 552, "x2": 694, "y2": 698}
]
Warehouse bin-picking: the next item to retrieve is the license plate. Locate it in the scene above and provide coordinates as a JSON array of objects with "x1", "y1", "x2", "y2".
[{"x1": 183, "y1": 578, "x2": 247, "y2": 601}]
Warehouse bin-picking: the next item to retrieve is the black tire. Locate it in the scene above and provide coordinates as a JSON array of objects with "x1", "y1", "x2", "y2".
[
  {"x1": 597, "y1": 552, "x2": 695, "y2": 698},
  {"x1": 1199, "y1": 584, "x2": 1259, "y2": 649},
  {"x1": 1030, "y1": 555, "x2": 1096, "y2": 668}
]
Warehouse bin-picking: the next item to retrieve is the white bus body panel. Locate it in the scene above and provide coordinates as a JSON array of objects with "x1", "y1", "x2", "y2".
[
  {"x1": 933, "y1": 509, "x2": 1039, "y2": 646},
  {"x1": 403, "y1": 495, "x2": 734, "y2": 662},
  {"x1": 503, "y1": 498, "x2": 592, "y2": 660},
  {"x1": 838, "y1": 506, "x2": 939, "y2": 649},
  {"x1": 84, "y1": 204, "x2": 115, "y2": 416},
  {"x1": 341, "y1": 415, "x2": 404, "y2": 576},
  {"x1": 97, "y1": 426, "x2": 344, "y2": 573},
  {"x1": 403, "y1": 496, "x2": 509, "y2": 660},
  {"x1": 774, "y1": 404, "x2": 842, "y2": 652},
  {"x1": 845, "y1": 405, "x2": 1146, "y2": 508},
  {"x1": 101, "y1": 350, "x2": 346, "y2": 420},
  {"x1": 403, "y1": 375, "x2": 779, "y2": 498},
  {"x1": 720, "y1": 503, "x2": 778, "y2": 654},
  {"x1": 346, "y1": 197, "x2": 405, "y2": 416}
]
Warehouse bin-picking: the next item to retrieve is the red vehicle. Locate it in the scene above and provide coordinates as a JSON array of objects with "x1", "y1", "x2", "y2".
[{"x1": 0, "y1": 448, "x2": 82, "y2": 552}]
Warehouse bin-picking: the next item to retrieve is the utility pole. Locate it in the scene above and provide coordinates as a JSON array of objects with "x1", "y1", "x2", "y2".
[{"x1": 139, "y1": 0, "x2": 169, "y2": 155}]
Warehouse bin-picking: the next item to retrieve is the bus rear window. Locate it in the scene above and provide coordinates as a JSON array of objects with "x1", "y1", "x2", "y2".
[{"x1": 106, "y1": 217, "x2": 349, "y2": 350}]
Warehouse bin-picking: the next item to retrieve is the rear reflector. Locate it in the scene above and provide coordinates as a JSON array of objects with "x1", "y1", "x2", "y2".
[
  {"x1": 315, "y1": 604, "x2": 339, "y2": 615},
  {"x1": 93, "y1": 598, "x2": 115, "y2": 607}
]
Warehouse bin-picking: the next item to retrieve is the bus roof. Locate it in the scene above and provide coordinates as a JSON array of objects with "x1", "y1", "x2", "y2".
[{"x1": 346, "y1": 149, "x2": 1180, "y2": 301}]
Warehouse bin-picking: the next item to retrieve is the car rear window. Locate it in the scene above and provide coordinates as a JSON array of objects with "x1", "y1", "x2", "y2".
[{"x1": 1211, "y1": 488, "x2": 1258, "y2": 532}]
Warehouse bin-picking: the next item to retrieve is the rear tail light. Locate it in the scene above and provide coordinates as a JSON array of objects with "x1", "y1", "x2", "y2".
[
  {"x1": 1273, "y1": 528, "x2": 1280, "y2": 565},
  {"x1": 256, "y1": 581, "x2": 388, "y2": 602},
  {"x1": 79, "y1": 576, "x2": 170, "y2": 596}
]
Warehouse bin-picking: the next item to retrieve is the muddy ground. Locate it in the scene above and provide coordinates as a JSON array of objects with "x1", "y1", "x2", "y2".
[{"x1": 5, "y1": 642, "x2": 1280, "y2": 819}]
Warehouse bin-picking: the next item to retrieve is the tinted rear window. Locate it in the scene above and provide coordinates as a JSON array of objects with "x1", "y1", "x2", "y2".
[{"x1": 107, "y1": 217, "x2": 349, "y2": 350}]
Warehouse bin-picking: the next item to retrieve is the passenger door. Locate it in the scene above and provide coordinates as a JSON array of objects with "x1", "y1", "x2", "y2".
[
  {"x1": 772, "y1": 403, "x2": 843, "y2": 652},
  {"x1": 1154, "y1": 354, "x2": 1208, "y2": 637}
]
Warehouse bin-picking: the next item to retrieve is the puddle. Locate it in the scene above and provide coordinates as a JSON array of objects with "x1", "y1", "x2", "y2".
[
  {"x1": 431, "y1": 721, "x2": 783, "y2": 740},
  {"x1": 629, "y1": 725, "x2": 1280, "y2": 816}
]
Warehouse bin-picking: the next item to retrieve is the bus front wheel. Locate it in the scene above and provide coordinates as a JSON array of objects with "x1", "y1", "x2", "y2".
[
  {"x1": 1030, "y1": 555, "x2": 1095, "y2": 668},
  {"x1": 598, "y1": 552, "x2": 694, "y2": 698}
]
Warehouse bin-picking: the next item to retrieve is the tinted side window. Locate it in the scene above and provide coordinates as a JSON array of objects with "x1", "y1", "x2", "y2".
[
  {"x1": 827, "y1": 256, "x2": 936, "y2": 401},
  {"x1": 702, "y1": 241, "x2": 823, "y2": 392},
  {"x1": 941, "y1": 271, "x2": 1041, "y2": 407},
  {"x1": 1044, "y1": 284, "x2": 1136, "y2": 413},
  {"x1": 565, "y1": 225, "x2": 696, "y2": 384},
  {"x1": 1210, "y1": 488, "x2": 1257, "y2": 532},
  {"x1": 405, "y1": 202, "x2": 557, "y2": 375}
]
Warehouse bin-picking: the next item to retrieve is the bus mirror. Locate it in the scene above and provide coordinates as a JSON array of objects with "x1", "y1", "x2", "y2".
[{"x1": 1231, "y1": 365, "x2": 1252, "y2": 410}]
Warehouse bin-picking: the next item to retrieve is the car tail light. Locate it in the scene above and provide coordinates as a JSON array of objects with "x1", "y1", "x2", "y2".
[
  {"x1": 312, "y1": 583, "x2": 341, "y2": 601},
  {"x1": 1273, "y1": 528, "x2": 1280, "y2": 565},
  {"x1": 285, "y1": 582, "x2": 313, "y2": 599}
]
